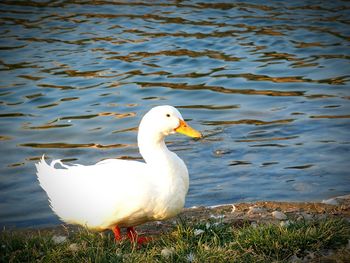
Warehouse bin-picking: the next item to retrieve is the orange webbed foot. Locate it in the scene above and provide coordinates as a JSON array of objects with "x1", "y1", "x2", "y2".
[
  {"x1": 112, "y1": 225, "x2": 122, "y2": 241},
  {"x1": 127, "y1": 227, "x2": 153, "y2": 245}
]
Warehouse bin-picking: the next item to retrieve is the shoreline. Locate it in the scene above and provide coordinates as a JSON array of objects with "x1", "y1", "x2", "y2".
[{"x1": 6, "y1": 194, "x2": 350, "y2": 235}]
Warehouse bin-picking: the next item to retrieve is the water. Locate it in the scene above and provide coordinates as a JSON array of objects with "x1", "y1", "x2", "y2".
[{"x1": 0, "y1": 0, "x2": 349, "y2": 228}]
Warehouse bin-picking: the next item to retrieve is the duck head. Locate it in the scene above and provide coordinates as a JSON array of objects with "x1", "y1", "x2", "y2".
[{"x1": 139, "y1": 105, "x2": 202, "y2": 139}]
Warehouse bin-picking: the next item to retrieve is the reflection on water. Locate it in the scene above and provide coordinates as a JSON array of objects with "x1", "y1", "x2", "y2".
[{"x1": 0, "y1": 0, "x2": 349, "y2": 228}]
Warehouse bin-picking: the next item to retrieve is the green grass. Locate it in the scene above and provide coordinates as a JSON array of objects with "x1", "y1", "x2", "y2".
[{"x1": 1, "y1": 218, "x2": 349, "y2": 263}]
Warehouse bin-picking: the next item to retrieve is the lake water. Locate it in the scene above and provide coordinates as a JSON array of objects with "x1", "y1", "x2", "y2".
[{"x1": 0, "y1": 0, "x2": 349, "y2": 228}]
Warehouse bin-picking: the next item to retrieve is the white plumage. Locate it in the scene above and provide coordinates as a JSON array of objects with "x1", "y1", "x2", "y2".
[{"x1": 36, "y1": 105, "x2": 201, "y2": 242}]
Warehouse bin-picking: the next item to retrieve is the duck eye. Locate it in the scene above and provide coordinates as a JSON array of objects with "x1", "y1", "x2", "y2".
[{"x1": 166, "y1": 114, "x2": 171, "y2": 117}]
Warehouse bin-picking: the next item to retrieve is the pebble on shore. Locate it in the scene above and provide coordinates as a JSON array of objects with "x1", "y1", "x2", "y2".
[
  {"x1": 161, "y1": 247, "x2": 175, "y2": 258},
  {"x1": 272, "y1": 211, "x2": 287, "y2": 220},
  {"x1": 248, "y1": 206, "x2": 267, "y2": 215},
  {"x1": 52, "y1": 235, "x2": 67, "y2": 244}
]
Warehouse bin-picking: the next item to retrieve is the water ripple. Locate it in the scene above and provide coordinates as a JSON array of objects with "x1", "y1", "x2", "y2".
[
  {"x1": 0, "y1": 0, "x2": 349, "y2": 228},
  {"x1": 19, "y1": 142, "x2": 128, "y2": 149}
]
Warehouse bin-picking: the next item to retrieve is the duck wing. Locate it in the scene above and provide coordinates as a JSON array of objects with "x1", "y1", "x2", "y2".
[{"x1": 36, "y1": 156, "x2": 153, "y2": 229}]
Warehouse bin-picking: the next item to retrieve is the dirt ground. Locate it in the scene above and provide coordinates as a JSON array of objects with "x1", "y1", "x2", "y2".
[
  {"x1": 141, "y1": 194, "x2": 350, "y2": 236},
  {"x1": 26, "y1": 194, "x2": 350, "y2": 237}
]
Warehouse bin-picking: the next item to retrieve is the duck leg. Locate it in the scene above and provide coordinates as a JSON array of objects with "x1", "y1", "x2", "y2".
[
  {"x1": 112, "y1": 225, "x2": 122, "y2": 241},
  {"x1": 126, "y1": 227, "x2": 152, "y2": 245}
]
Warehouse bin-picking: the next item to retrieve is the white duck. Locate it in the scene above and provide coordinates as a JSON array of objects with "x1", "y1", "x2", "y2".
[{"x1": 36, "y1": 105, "x2": 202, "y2": 244}]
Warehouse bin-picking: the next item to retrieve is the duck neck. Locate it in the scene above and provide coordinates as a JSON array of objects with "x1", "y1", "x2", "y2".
[{"x1": 137, "y1": 129, "x2": 171, "y2": 165}]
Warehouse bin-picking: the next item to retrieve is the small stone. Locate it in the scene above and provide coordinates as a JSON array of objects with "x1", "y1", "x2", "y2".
[
  {"x1": 280, "y1": 220, "x2": 290, "y2": 227},
  {"x1": 272, "y1": 211, "x2": 287, "y2": 220},
  {"x1": 248, "y1": 206, "x2": 267, "y2": 214},
  {"x1": 52, "y1": 235, "x2": 67, "y2": 244},
  {"x1": 210, "y1": 214, "x2": 225, "y2": 219},
  {"x1": 322, "y1": 198, "x2": 339, "y2": 205},
  {"x1": 251, "y1": 222, "x2": 258, "y2": 228},
  {"x1": 161, "y1": 248, "x2": 175, "y2": 258},
  {"x1": 194, "y1": 229, "x2": 205, "y2": 236},
  {"x1": 289, "y1": 254, "x2": 302, "y2": 263},
  {"x1": 300, "y1": 212, "x2": 313, "y2": 220},
  {"x1": 303, "y1": 251, "x2": 315, "y2": 260},
  {"x1": 68, "y1": 243, "x2": 79, "y2": 252},
  {"x1": 231, "y1": 204, "x2": 236, "y2": 213}
]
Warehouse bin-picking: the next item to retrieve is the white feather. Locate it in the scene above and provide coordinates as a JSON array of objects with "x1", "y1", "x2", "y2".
[{"x1": 36, "y1": 105, "x2": 192, "y2": 230}]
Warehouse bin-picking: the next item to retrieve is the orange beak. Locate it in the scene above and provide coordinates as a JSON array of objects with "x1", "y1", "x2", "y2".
[{"x1": 175, "y1": 119, "x2": 202, "y2": 138}]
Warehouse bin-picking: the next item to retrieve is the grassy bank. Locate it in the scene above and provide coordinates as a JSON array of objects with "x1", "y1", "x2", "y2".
[{"x1": 1, "y1": 218, "x2": 349, "y2": 263}]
